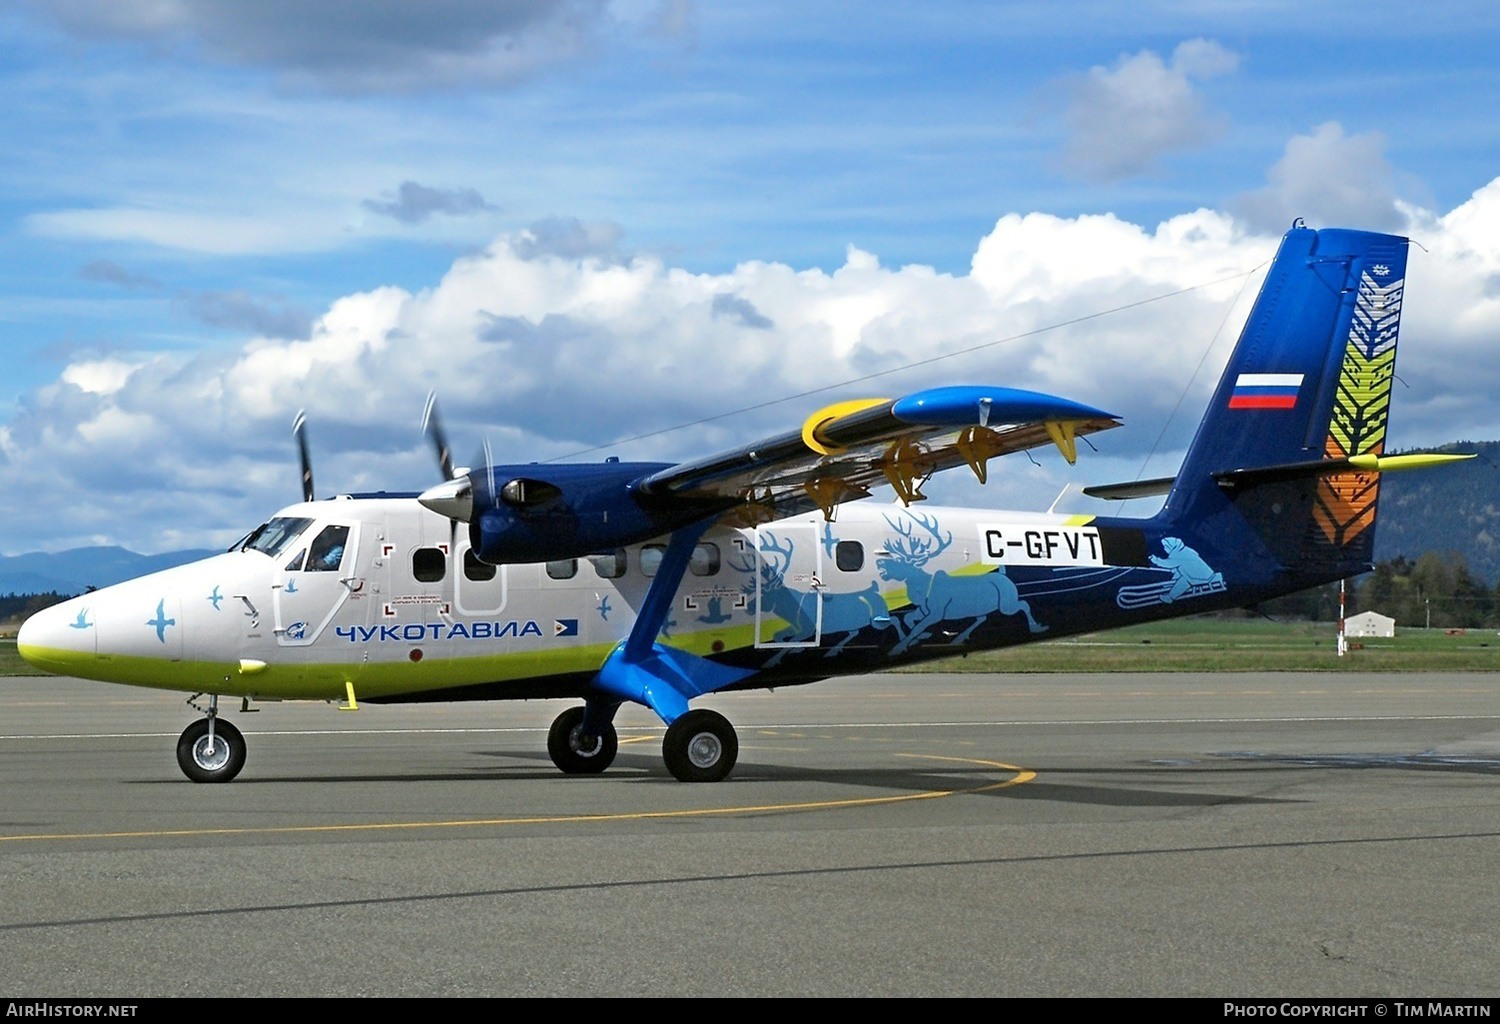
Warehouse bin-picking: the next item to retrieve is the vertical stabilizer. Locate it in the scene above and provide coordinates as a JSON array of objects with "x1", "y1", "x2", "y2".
[{"x1": 1163, "y1": 225, "x2": 1409, "y2": 578}]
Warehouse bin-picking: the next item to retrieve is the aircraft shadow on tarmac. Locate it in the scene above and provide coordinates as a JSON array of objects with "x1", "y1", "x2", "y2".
[
  {"x1": 119, "y1": 746, "x2": 1315, "y2": 809},
  {"x1": 1211, "y1": 751, "x2": 1500, "y2": 775},
  {"x1": 123, "y1": 739, "x2": 1500, "y2": 795}
]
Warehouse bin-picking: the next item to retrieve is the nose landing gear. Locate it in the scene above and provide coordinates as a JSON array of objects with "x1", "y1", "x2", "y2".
[{"x1": 176, "y1": 695, "x2": 246, "y2": 783}]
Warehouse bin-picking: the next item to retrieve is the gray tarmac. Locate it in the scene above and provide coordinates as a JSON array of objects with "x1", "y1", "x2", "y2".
[{"x1": 2, "y1": 670, "x2": 1499, "y2": 997}]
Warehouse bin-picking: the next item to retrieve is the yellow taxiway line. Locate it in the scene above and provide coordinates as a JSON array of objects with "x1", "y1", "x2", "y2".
[{"x1": 0, "y1": 754, "x2": 1034, "y2": 845}]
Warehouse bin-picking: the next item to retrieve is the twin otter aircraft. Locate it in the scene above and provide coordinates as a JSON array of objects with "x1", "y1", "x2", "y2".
[{"x1": 19, "y1": 225, "x2": 1466, "y2": 783}]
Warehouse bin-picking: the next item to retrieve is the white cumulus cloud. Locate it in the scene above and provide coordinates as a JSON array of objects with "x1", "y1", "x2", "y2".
[
  {"x1": 1235, "y1": 122, "x2": 1406, "y2": 234},
  {"x1": 5, "y1": 182, "x2": 1500, "y2": 554},
  {"x1": 1059, "y1": 38, "x2": 1239, "y2": 181}
]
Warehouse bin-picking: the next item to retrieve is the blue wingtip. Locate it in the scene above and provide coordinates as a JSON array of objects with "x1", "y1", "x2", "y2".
[{"x1": 890, "y1": 386, "x2": 1116, "y2": 427}]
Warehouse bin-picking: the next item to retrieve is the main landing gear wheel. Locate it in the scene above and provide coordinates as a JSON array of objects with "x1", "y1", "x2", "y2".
[
  {"x1": 176, "y1": 718, "x2": 247, "y2": 783},
  {"x1": 663, "y1": 709, "x2": 738, "y2": 783},
  {"x1": 547, "y1": 706, "x2": 618, "y2": 774}
]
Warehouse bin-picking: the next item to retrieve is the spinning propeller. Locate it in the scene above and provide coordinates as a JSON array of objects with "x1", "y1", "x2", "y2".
[
  {"x1": 418, "y1": 393, "x2": 685, "y2": 566},
  {"x1": 293, "y1": 410, "x2": 315, "y2": 502},
  {"x1": 421, "y1": 392, "x2": 455, "y2": 483},
  {"x1": 290, "y1": 401, "x2": 682, "y2": 566},
  {"x1": 418, "y1": 392, "x2": 478, "y2": 524}
]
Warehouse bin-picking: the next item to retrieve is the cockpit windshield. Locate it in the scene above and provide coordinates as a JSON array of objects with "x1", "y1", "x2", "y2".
[{"x1": 241, "y1": 517, "x2": 314, "y2": 558}]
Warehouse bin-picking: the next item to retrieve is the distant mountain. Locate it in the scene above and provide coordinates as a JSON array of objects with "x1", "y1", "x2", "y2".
[
  {"x1": 1376, "y1": 441, "x2": 1500, "y2": 584},
  {"x1": 0, "y1": 546, "x2": 220, "y2": 596}
]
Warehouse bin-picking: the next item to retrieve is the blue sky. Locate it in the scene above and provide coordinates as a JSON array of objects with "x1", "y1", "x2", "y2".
[{"x1": 3, "y1": 1, "x2": 1500, "y2": 554}]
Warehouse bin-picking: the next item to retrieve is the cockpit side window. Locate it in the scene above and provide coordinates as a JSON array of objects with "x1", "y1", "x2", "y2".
[
  {"x1": 306, "y1": 525, "x2": 350, "y2": 572},
  {"x1": 244, "y1": 517, "x2": 314, "y2": 558},
  {"x1": 284, "y1": 549, "x2": 306, "y2": 572}
]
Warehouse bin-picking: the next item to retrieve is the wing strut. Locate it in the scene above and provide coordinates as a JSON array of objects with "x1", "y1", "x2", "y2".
[{"x1": 587, "y1": 520, "x2": 756, "y2": 725}]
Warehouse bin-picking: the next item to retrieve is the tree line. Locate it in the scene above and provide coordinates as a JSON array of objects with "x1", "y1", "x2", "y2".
[
  {"x1": 1262, "y1": 551, "x2": 1498, "y2": 629},
  {"x1": 0, "y1": 592, "x2": 70, "y2": 624}
]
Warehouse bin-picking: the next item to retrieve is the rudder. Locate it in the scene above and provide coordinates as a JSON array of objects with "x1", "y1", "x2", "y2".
[
  {"x1": 1311, "y1": 240, "x2": 1406, "y2": 550},
  {"x1": 1162, "y1": 224, "x2": 1409, "y2": 577}
]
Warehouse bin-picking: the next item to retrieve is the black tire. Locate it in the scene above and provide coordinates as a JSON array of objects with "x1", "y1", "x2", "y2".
[
  {"x1": 547, "y1": 706, "x2": 618, "y2": 774},
  {"x1": 663, "y1": 709, "x2": 738, "y2": 783},
  {"x1": 176, "y1": 718, "x2": 246, "y2": 783}
]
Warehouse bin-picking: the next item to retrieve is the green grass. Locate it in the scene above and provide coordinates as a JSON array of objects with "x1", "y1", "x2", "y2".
[
  {"x1": 0, "y1": 639, "x2": 29, "y2": 676},
  {"x1": 5, "y1": 619, "x2": 1497, "y2": 677},
  {"x1": 903, "y1": 616, "x2": 1500, "y2": 672}
]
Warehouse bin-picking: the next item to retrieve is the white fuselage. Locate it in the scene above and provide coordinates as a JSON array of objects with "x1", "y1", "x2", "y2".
[{"x1": 18, "y1": 495, "x2": 1109, "y2": 702}]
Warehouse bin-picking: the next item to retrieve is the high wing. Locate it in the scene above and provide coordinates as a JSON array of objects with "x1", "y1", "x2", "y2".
[
  {"x1": 422, "y1": 384, "x2": 1119, "y2": 565},
  {"x1": 638, "y1": 384, "x2": 1120, "y2": 523}
]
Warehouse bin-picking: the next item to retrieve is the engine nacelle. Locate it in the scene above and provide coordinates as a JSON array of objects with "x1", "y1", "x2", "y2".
[{"x1": 422, "y1": 461, "x2": 728, "y2": 565}]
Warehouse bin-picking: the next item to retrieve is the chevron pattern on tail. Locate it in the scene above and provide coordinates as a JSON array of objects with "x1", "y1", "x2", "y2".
[{"x1": 1313, "y1": 272, "x2": 1403, "y2": 547}]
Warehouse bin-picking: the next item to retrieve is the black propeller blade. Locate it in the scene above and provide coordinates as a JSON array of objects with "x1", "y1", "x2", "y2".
[
  {"x1": 293, "y1": 410, "x2": 314, "y2": 503},
  {"x1": 422, "y1": 391, "x2": 456, "y2": 482},
  {"x1": 482, "y1": 436, "x2": 495, "y2": 510},
  {"x1": 416, "y1": 393, "x2": 479, "y2": 536}
]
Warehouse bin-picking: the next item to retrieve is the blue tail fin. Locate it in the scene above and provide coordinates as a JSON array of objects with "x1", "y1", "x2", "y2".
[{"x1": 1163, "y1": 225, "x2": 1408, "y2": 579}]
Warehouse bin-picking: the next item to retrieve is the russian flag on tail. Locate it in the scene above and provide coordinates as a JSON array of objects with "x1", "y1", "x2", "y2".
[{"x1": 1228, "y1": 373, "x2": 1303, "y2": 410}]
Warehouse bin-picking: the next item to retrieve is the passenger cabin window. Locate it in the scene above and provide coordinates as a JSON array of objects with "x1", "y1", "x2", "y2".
[
  {"x1": 628, "y1": 543, "x2": 720, "y2": 579},
  {"x1": 835, "y1": 540, "x2": 864, "y2": 572},
  {"x1": 307, "y1": 525, "x2": 350, "y2": 572},
  {"x1": 640, "y1": 544, "x2": 667, "y2": 578},
  {"x1": 546, "y1": 558, "x2": 577, "y2": 580},
  {"x1": 690, "y1": 542, "x2": 720, "y2": 577},
  {"x1": 464, "y1": 550, "x2": 497, "y2": 581},
  {"x1": 589, "y1": 550, "x2": 626, "y2": 579},
  {"x1": 412, "y1": 547, "x2": 446, "y2": 583}
]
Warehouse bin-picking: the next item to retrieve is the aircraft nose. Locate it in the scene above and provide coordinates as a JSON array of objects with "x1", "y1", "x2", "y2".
[{"x1": 17, "y1": 598, "x2": 96, "y2": 673}]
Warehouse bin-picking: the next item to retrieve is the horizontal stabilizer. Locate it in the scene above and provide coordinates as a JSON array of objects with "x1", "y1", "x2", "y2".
[
  {"x1": 1089, "y1": 453, "x2": 1475, "y2": 501},
  {"x1": 1213, "y1": 452, "x2": 1474, "y2": 490},
  {"x1": 1081, "y1": 475, "x2": 1176, "y2": 501}
]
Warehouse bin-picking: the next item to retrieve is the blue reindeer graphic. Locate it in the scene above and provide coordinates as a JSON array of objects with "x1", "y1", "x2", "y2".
[
  {"x1": 877, "y1": 511, "x2": 1046, "y2": 656},
  {"x1": 732, "y1": 532, "x2": 895, "y2": 666}
]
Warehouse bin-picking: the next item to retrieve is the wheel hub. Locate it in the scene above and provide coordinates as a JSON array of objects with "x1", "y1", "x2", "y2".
[
  {"x1": 569, "y1": 726, "x2": 603, "y2": 757},
  {"x1": 686, "y1": 731, "x2": 722, "y2": 769},
  {"x1": 193, "y1": 736, "x2": 232, "y2": 771}
]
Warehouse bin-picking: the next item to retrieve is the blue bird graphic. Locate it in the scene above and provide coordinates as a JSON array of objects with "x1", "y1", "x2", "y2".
[{"x1": 146, "y1": 600, "x2": 176, "y2": 643}]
